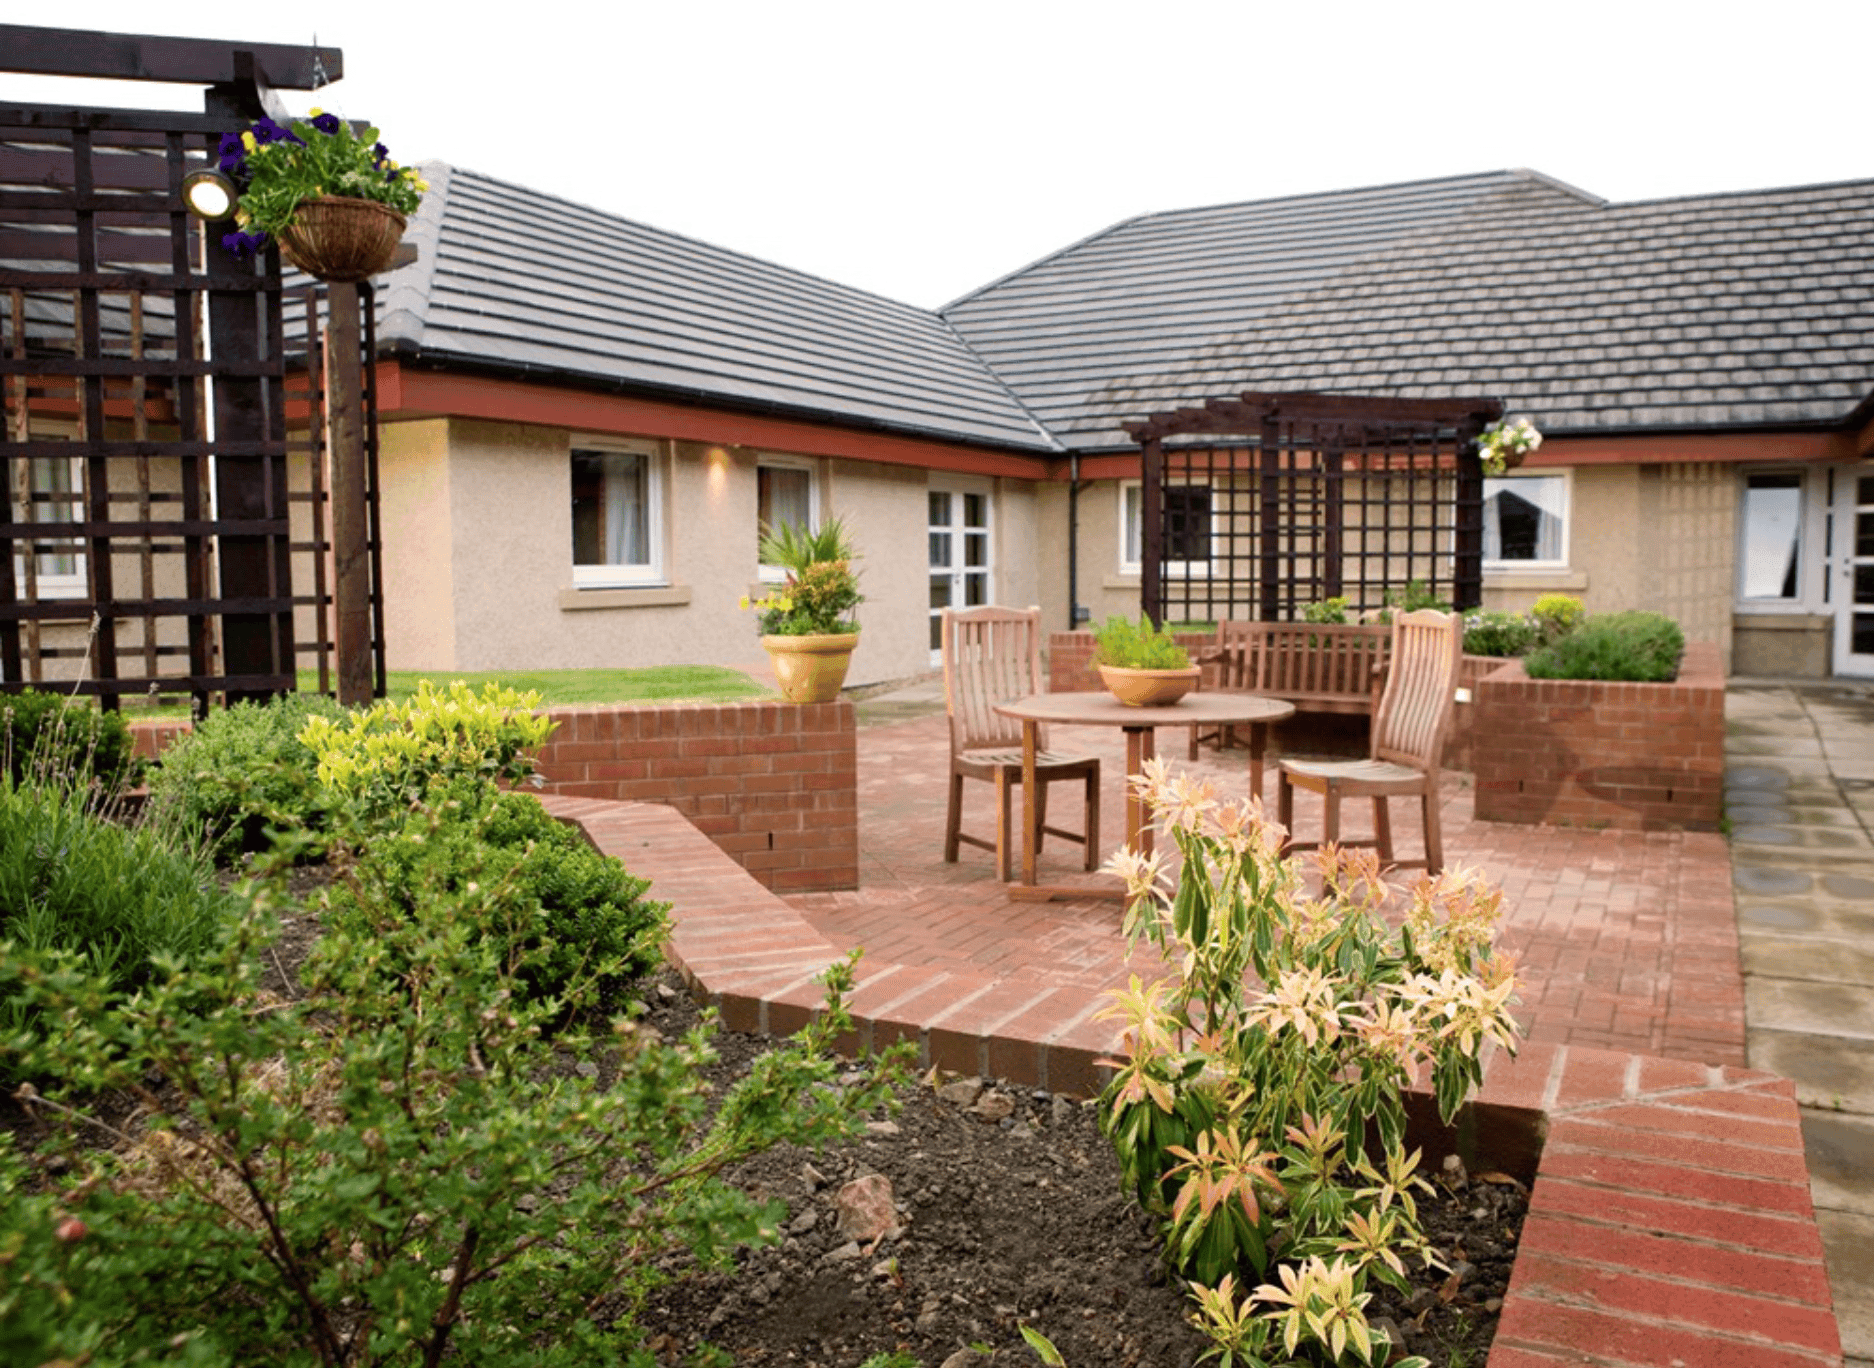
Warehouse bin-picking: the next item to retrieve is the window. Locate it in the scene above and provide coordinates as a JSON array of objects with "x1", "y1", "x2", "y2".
[
  {"x1": 1483, "y1": 474, "x2": 1567, "y2": 567},
  {"x1": 756, "y1": 458, "x2": 817, "y2": 579},
  {"x1": 1120, "y1": 480, "x2": 1213, "y2": 574},
  {"x1": 570, "y1": 441, "x2": 662, "y2": 586},
  {"x1": 1738, "y1": 470, "x2": 1804, "y2": 602},
  {"x1": 12, "y1": 454, "x2": 86, "y2": 599}
]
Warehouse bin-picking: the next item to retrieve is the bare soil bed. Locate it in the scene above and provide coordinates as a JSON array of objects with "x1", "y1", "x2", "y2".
[
  {"x1": 6, "y1": 870, "x2": 1524, "y2": 1368},
  {"x1": 630, "y1": 973, "x2": 1526, "y2": 1368}
]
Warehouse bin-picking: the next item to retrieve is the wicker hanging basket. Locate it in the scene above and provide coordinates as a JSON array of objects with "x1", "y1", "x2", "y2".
[{"x1": 277, "y1": 196, "x2": 407, "y2": 283}]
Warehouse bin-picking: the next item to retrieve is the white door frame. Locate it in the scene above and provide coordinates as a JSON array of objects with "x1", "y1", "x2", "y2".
[
  {"x1": 927, "y1": 477, "x2": 994, "y2": 667},
  {"x1": 1832, "y1": 460, "x2": 1874, "y2": 677}
]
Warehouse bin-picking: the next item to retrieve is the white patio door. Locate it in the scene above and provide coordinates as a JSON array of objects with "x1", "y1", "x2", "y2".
[
  {"x1": 928, "y1": 480, "x2": 992, "y2": 665},
  {"x1": 1833, "y1": 462, "x2": 1874, "y2": 677}
]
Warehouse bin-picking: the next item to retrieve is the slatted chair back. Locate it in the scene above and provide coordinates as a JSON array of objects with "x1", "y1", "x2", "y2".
[
  {"x1": 942, "y1": 606, "x2": 1048, "y2": 755},
  {"x1": 1207, "y1": 619, "x2": 1262, "y2": 689},
  {"x1": 1370, "y1": 609, "x2": 1463, "y2": 770},
  {"x1": 1256, "y1": 622, "x2": 1392, "y2": 704}
]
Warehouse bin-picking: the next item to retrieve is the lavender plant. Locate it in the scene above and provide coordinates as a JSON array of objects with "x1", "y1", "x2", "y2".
[{"x1": 1097, "y1": 759, "x2": 1521, "y2": 1366}]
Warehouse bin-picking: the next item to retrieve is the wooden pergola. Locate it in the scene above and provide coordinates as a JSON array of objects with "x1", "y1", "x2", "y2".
[
  {"x1": 1126, "y1": 390, "x2": 1503, "y2": 625},
  {"x1": 0, "y1": 25, "x2": 385, "y2": 709}
]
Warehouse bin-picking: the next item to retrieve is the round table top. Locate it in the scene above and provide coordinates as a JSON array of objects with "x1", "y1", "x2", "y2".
[{"x1": 994, "y1": 690, "x2": 1295, "y2": 728}]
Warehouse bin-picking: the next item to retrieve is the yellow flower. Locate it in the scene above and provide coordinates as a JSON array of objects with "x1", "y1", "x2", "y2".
[
  {"x1": 241, "y1": 131, "x2": 257, "y2": 153},
  {"x1": 309, "y1": 106, "x2": 324, "y2": 117}
]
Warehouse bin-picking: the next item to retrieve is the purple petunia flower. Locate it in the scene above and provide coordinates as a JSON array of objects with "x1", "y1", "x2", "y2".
[
  {"x1": 251, "y1": 117, "x2": 302, "y2": 147},
  {"x1": 372, "y1": 142, "x2": 390, "y2": 165},
  {"x1": 310, "y1": 112, "x2": 342, "y2": 136},
  {"x1": 220, "y1": 229, "x2": 269, "y2": 259},
  {"x1": 216, "y1": 131, "x2": 247, "y2": 176}
]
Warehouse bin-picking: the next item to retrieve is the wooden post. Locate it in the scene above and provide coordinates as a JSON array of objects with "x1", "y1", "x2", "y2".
[{"x1": 326, "y1": 283, "x2": 372, "y2": 706}]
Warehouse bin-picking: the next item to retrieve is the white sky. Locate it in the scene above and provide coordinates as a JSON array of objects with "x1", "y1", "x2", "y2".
[{"x1": 7, "y1": 1, "x2": 1869, "y2": 309}]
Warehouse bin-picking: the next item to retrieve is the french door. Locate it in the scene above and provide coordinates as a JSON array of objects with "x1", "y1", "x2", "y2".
[
  {"x1": 928, "y1": 481, "x2": 992, "y2": 665},
  {"x1": 1833, "y1": 462, "x2": 1874, "y2": 677}
]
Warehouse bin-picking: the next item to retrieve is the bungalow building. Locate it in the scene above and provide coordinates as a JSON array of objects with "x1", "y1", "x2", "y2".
[{"x1": 369, "y1": 164, "x2": 1874, "y2": 684}]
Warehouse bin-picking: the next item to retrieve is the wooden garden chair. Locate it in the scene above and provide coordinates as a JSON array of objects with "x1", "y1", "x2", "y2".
[
  {"x1": 942, "y1": 605, "x2": 1100, "y2": 881},
  {"x1": 1275, "y1": 609, "x2": 1462, "y2": 873}
]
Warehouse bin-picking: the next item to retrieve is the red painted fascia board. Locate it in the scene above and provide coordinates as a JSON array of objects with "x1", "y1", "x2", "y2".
[{"x1": 375, "y1": 363, "x2": 1055, "y2": 481}]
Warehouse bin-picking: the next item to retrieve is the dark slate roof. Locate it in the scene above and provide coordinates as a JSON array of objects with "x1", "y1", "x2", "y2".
[
  {"x1": 942, "y1": 170, "x2": 1874, "y2": 452},
  {"x1": 375, "y1": 164, "x2": 1058, "y2": 454}
]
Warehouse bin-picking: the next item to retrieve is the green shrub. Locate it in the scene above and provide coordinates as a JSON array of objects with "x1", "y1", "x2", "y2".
[
  {"x1": 144, "y1": 692, "x2": 349, "y2": 859},
  {"x1": 1, "y1": 689, "x2": 136, "y2": 792},
  {"x1": 321, "y1": 786, "x2": 668, "y2": 1018},
  {"x1": 1461, "y1": 609, "x2": 1538, "y2": 657},
  {"x1": 1, "y1": 873, "x2": 906, "y2": 1367},
  {"x1": 1523, "y1": 610, "x2": 1684, "y2": 682},
  {"x1": 299, "y1": 679, "x2": 554, "y2": 827},
  {"x1": 0, "y1": 776, "x2": 235, "y2": 1069},
  {"x1": 1531, "y1": 593, "x2": 1586, "y2": 643},
  {"x1": 1093, "y1": 614, "x2": 1191, "y2": 670},
  {"x1": 1301, "y1": 597, "x2": 1350, "y2": 625}
]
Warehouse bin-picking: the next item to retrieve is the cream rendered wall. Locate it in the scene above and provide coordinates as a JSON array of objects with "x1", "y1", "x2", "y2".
[
  {"x1": 382, "y1": 420, "x2": 1035, "y2": 686},
  {"x1": 378, "y1": 418, "x2": 456, "y2": 672},
  {"x1": 1482, "y1": 463, "x2": 1736, "y2": 666},
  {"x1": 826, "y1": 458, "x2": 928, "y2": 683},
  {"x1": 993, "y1": 477, "x2": 1043, "y2": 618}
]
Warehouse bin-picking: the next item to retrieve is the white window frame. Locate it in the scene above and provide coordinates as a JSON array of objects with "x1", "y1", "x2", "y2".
[
  {"x1": 1119, "y1": 479, "x2": 1214, "y2": 578},
  {"x1": 569, "y1": 437, "x2": 665, "y2": 588},
  {"x1": 1482, "y1": 470, "x2": 1571, "y2": 572},
  {"x1": 12, "y1": 423, "x2": 87, "y2": 601},
  {"x1": 755, "y1": 455, "x2": 820, "y2": 583},
  {"x1": 1735, "y1": 465, "x2": 1826, "y2": 613}
]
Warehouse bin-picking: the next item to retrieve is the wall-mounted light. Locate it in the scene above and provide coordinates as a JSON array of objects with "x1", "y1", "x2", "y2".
[{"x1": 181, "y1": 168, "x2": 239, "y2": 221}]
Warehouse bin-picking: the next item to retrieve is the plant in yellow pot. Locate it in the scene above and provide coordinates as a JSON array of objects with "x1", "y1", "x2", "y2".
[
  {"x1": 1093, "y1": 614, "x2": 1200, "y2": 707},
  {"x1": 743, "y1": 517, "x2": 863, "y2": 704}
]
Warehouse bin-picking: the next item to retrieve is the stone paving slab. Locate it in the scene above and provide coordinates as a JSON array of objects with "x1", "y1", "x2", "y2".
[
  {"x1": 1743, "y1": 939, "x2": 1874, "y2": 986},
  {"x1": 1818, "y1": 1210, "x2": 1874, "y2": 1362},
  {"x1": 1800, "y1": 1111, "x2": 1874, "y2": 1212},
  {"x1": 1756, "y1": 1030, "x2": 1874, "y2": 1115}
]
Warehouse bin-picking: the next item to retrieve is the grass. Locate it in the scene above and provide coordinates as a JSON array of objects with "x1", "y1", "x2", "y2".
[
  {"x1": 97, "y1": 665, "x2": 776, "y2": 718},
  {"x1": 373, "y1": 665, "x2": 773, "y2": 706}
]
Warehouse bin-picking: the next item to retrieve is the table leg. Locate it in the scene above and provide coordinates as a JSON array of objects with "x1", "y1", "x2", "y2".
[
  {"x1": 1125, "y1": 725, "x2": 1156, "y2": 860},
  {"x1": 1246, "y1": 721, "x2": 1269, "y2": 801}
]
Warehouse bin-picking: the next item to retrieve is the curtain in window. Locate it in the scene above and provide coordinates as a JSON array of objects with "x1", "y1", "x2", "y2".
[
  {"x1": 1483, "y1": 477, "x2": 1564, "y2": 562},
  {"x1": 758, "y1": 466, "x2": 812, "y2": 553},
  {"x1": 604, "y1": 453, "x2": 648, "y2": 565}
]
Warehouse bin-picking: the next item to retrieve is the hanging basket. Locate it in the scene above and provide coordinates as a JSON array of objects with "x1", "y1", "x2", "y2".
[{"x1": 277, "y1": 196, "x2": 407, "y2": 283}]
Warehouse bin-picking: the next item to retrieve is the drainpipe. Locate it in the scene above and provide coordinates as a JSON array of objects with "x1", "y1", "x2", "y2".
[{"x1": 1067, "y1": 455, "x2": 1085, "y2": 631}]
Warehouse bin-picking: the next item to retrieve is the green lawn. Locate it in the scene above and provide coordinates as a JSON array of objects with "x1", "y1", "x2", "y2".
[
  {"x1": 109, "y1": 665, "x2": 774, "y2": 717},
  {"x1": 371, "y1": 666, "x2": 774, "y2": 707}
]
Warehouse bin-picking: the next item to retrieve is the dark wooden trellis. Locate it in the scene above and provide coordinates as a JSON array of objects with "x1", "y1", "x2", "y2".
[
  {"x1": 0, "y1": 28, "x2": 383, "y2": 710},
  {"x1": 1126, "y1": 391, "x2": 1502, "y2": 626}
]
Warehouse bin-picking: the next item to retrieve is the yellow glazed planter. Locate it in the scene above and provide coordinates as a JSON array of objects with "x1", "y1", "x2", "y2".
[
  {"x1": 762, "y1": 632, "x2": 859, "y2": 704},
  {"x1": 1098, "y1": 663, "x2": 1201, "y2": 707}
]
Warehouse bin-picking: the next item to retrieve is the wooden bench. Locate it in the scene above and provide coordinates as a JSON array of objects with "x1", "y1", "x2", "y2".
[{"x1": 1189, "y1": 621, "x2": 1392, "y2": 758}]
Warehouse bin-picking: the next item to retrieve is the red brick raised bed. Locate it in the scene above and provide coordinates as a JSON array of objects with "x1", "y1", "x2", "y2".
[
  {"x1": 1471, "y1": 642, "x2": 1725, "y2": 832},
  {"x1": 131, "y1": 698, "x2": 861, "y2": 895},
  {"x1": 543, "y1": 794, "x2": 1843, "y2": 1368}
]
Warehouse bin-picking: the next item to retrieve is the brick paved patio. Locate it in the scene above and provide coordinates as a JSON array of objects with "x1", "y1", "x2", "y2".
[{"x1": 784, "y1": 711, "x2": 1747, "y2": 1069}]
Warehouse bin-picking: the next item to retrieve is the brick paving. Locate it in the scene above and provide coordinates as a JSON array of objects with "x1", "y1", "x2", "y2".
[{"x1": 784, "y1": 710, "x2": 1748, "y2": 1068}]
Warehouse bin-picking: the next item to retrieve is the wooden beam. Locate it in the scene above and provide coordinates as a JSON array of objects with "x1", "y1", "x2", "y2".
[
  {"x1": 378, "y1": 364, "x2": 1057, "y2": 481},
  {"x1": 0, "y1": 25, "x2": 340, "y2": 91}
]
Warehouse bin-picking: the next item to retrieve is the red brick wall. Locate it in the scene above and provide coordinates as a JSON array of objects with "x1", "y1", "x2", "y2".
[
  {"x1": 132, "y1": 700, "x2": 861, "y2": 895},
  {"x1": 532, "y1": 700, "x2": 858, "y2": 892},
  {"x1": 1471, "y1": 642, "x2": 1725, "y2": 831}
]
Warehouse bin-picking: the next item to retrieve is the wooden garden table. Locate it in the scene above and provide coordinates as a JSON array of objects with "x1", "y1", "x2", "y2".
[{"x1": 992, "y1": 690, "x2": 1295, "y2": 900}]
